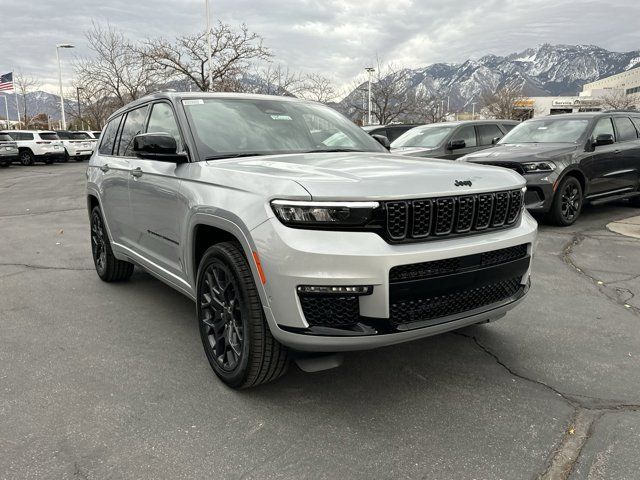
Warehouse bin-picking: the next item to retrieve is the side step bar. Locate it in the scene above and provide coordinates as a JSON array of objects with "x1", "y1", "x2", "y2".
[{"x1": 588, "y1": 191, "x2": 640, "y2": 206}]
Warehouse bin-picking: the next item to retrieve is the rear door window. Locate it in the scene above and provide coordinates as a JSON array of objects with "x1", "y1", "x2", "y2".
[
  {"x1": 477, "y1": 124, "x2": 503, "y2": 146},
  {"x1": 630, "y1": 117, "x2": 640, "y2": 134},
  {"x1": 613, "y1": 117, "x2": 638, "y2": 142},
  {"x1": 19, "y1": 132, "x2": 34, "y2": 141},
  {"x1": 453, "y1": 125, "x2": 477, "y2": 147},
  {"x1": 592, "y1": 118, "x2": 615, "y2": 142},
  {"x1": 117, "y1": 106, "x2": 150, "y2": 156},
  {"x1": 501, "y1": 123, "x2": 517, "y2": 132},
  {"x1": 98, "y1": 116, "x2": 122, "y2": 155}
]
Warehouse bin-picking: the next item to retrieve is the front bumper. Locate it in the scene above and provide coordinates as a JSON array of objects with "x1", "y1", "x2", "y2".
[
  {"x1": 522, "y1": 172, "x2": 559, "y2": 213},
  {"x1": 251, "y1": 212, "x2": 538, "y2": 351}
]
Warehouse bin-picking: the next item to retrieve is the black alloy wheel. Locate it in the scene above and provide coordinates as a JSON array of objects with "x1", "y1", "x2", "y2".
[
  {"x1": 200, "y1": 260, "x2": 245, "y2": 372},
  {"x1": 89, "y1": 206, "x2": 134, "y2": 281},
  {"x1": 548, "y1": 176, "x2": 583, "y2": 226},
  {"x1": 197, "y1": 242, "x2": 289, "y2": 388}
]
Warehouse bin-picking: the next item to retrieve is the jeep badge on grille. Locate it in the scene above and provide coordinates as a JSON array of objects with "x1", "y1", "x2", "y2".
[{"x1": 454, "y1": 180, "x2": 472, "y2": 187}]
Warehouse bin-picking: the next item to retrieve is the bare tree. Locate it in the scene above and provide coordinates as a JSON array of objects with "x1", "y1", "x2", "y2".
[
  {"x1": 601, "y1": 90, "x2": 638, "y2": 110},
  {"x1": 480, "y1": 84, "x2": 524, "y2": 120},
  {"x1": 75, "y1": 23, "x2": 156, "y2": 110},
  {"x1": 409, "y1": 88, "x2": 448, "y2": 123},
  {"x1": 13, "y1": 72, "x2": 40, "y2": 127},
  {"x1": 298, "y1": 73, "x2": 337, "y2": 103},
  {"x1": 249, "y1": 64, "x2": 303, "y2": 96},
  {"x1": 143, "y1": 22, "x2": 271, "y2": 92},
  {"x1": 348, "y1": 61, "x2": 415, "y2": 125}
]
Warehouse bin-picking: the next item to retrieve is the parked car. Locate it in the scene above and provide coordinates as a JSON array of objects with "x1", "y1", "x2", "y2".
[
  {"x1": 56, "y1": 131, "x2": 96, "y2": 162},
  {"x1": 391, "y1": 120, "x2": 519, "y2": 160},
  {"x1": 0, "y1": 133, "x2": 19, "y2": 167},
  {"x1": 87, "y1": 92, "x2": 537, "y2": 388},
  {"x1": 362, "y1": 124, "x2": 423, "y2": 143},
  {"x1": 459, "y1": 112, "x2": 640, "y2": 225},
  {"x1": 0, "y1": 130, "x2": 65, "y2": 165}
]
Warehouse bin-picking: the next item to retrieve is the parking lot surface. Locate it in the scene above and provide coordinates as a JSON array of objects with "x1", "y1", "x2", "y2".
[{"x1": 1, "y1": 163, "x2": 639, "y2": 480}]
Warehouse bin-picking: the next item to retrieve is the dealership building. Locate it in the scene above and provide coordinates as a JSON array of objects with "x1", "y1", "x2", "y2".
[{"x1": 514, "y1": 66, "x2": 640, "y2": 118}]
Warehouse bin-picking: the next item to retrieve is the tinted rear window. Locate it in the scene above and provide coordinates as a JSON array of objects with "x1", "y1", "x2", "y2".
[
  {"x1": 477, "y1": 124, "x2": 504, "y2": 146},
  {"x1": 71, "y1": 132, "x2": 91, "y2": 139},
  {"x1": 613, "y1": 117, "x2": 638, "y2": 142},
  {"x1": 39, "y1": 133, "x2": 60, "y2": 141}
]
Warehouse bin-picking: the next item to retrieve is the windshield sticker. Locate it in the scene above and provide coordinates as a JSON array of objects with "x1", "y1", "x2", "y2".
[
  {"x1": 182, "y1": 99, "x2": 205, "y2": 105},
  {"x1": 270, "y1": 114, "x2": 292, "y2": 121}
]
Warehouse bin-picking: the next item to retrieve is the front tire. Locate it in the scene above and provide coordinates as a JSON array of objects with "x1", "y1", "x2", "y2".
[
  {"x1": 547, "y1": 176, "x2": 583, "y2": 226},
  {"x1": 197, "y1": 242, "x2": 289, "y2": 388},
  {"x1": 90, "y1": 206, "x2": 134, "y2": 282}
]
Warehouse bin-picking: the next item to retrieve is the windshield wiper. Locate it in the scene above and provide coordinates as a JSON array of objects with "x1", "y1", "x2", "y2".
[
  {"x1": 204, "y1": 152, "x2": 272, "y2": 161},
  {"x1": 301, "y1": 148, "x2": 365, "y2": 153}
]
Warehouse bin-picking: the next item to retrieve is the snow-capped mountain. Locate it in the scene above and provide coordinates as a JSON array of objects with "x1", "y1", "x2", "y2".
[
  {"x1": 340, "y1": 43, "x2": 640, "y2": 113},
  {"x1": 1, "y1": 90, "x2": 78, "y2": 124}
]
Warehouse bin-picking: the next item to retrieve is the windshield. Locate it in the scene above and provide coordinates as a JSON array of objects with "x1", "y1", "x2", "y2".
[
  {"x1": 391, "y1": 125, "x2": 454, "y2": 148},
  {"x1": 500, "y1": 119, "x2": 589, "y2": 144},
  {"x1": 182, "y1": 97, "x2": 386, "y2": 159}
]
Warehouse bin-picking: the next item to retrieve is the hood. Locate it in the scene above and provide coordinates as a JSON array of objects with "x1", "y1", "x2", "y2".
[
  {"x1": 462, "y1": 143, "x2": 578, "y2": 163},
  {"x1": 390, "y1": 146, "x2": 436, "y2": 157},
  {"x1": 208, "y1": 152, "x2": 524, "y2": 200}
]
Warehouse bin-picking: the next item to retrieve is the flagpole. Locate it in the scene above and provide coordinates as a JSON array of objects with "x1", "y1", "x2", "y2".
[{"x1": 13, "y1": 69, "x2": 21, "y2": 127}]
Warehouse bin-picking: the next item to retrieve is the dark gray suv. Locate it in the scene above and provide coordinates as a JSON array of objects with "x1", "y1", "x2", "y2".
[{"x1": 391, "y1": 120, "x2": 519, "y2": 160}]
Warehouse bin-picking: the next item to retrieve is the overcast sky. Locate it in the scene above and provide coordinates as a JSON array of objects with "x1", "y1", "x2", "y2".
[{"x1": 1, "y1": 0, "x2": 639, "y2": 94}]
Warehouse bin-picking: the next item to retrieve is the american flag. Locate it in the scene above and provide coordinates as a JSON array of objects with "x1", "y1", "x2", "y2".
[{"x1": 0, "y1": 72, "x2": 14, "y2": 93}]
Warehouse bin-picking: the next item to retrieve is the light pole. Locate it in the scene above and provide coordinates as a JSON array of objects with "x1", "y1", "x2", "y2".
[
  {"x1": 1, "y1": 95, "x2": 9, "y2": 129},
  {"x1": 471, "y1": 102, "x2": 477, "y2": 119},
  {"x1": 365, "y1": 67, "x2": 375, "y2": 125},
  {"x1": 205, "y1": 0, "x2": 213, "y2": 91},
  {"x1": 56, "y1": 43, "x2": 75, "y2": 130},
  {"x1": 76, "y1": 86, "x2": 84, "y2": 130}
]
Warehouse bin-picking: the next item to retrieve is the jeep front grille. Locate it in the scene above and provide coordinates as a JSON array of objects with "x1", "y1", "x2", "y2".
[{"x1": 382, "y1": 189, "x2": 523, "y2": 242}]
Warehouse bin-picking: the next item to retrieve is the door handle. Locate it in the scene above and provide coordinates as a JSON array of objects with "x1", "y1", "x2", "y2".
[
  {"x1": 100, "y1": 164, "x2": 110, "y2": 173},
  {"x1": 130, "y1": 167, "x2": 143, "y2": 178}
]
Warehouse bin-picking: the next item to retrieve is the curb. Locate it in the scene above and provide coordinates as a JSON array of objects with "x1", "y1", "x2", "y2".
[{"x1": 606, "y1": 215, "x2": 640, "y2": 239}]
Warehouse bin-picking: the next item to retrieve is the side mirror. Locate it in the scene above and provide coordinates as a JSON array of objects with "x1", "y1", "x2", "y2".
[
  {"x1": 133, "y1": 133, "x2": 188, "y2": 163},
  {"x1": 593, "y1": 133, "x2": 614, "y2": 147},
  {"x1": 491, "y1": 137, "x2": 502, "y2": 145},
  {"x1": 448, "y1": 139, "x2": 466, "y2": 150},
  {"x1": 372, "y1": 134, "x2": 391, "y2": 150}
]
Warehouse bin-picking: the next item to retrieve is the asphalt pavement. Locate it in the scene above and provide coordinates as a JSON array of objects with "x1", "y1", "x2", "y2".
[{"x1": 1, "y1": 162, "x2": 639, "y2": 480}]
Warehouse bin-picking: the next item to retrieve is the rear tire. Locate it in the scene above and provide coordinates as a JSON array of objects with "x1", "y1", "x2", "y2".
[
  {"x1": 44, "y1": 158, "x2": 54, "y2": 165},
  {"x1": 90, "y1": 206, "x2": 134, "y2": 282},
  {"x1": 196, "y1": 242, "x2": 289, "y2": 388},
  {"x1": 630, "y1": 196, "x2": 640, "y2": 208},
  {"x1": 19, "y1": 150, "x2": 34, "y2": 166},
  {"x1": 546, "y1": 176, "x2": 583, "y2": 226}
]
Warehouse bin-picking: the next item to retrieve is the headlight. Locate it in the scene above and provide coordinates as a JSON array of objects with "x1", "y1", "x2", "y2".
[
  {"x1": 521, "y1": 161, "x2": 556, "y2": 173},
  {"x1": 271, "y1": 200, "x2": 379, "y2": 227}
]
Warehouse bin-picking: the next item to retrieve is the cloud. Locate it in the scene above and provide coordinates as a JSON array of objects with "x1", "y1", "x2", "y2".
[{"x1": 0, "y1": 0, "x2": 638, "y2": 93}]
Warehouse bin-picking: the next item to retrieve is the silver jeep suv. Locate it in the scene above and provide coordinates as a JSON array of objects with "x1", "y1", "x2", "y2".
[{"x1": 87, "y1": 92, "x2": 537, "y2": 388}]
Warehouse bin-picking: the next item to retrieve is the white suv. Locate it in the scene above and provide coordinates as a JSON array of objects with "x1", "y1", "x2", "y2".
[
  {"x1": 0, "y1": 130, "x2": 65, "y2": 165},
  {"x1": 56, "y1": 131, "x2": 96, "y2": 162}
]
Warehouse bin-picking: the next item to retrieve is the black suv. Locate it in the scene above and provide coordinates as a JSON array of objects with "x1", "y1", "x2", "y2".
[
  {"x1": 362, "y1": 124, "x2": 422, "y2": 143},
  {"x1": 460, "y1": 112, "x2": 640, "y2": 225},
  {"x1": 391, "y1": 120, "x2": 518, "y2": 160}
]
